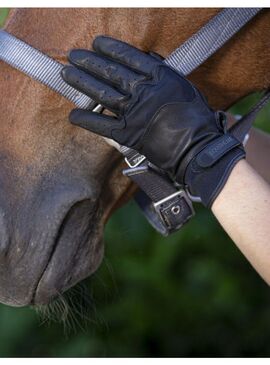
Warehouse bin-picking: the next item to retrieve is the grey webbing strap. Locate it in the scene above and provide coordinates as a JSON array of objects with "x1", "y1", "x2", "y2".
[
  {"x1": 0, "y1": 30, "x2": 95, "y2": 109},
  {"x1": 165, "y1": 8, "x2": 262, "y2": 75},
  {"x1": 0, "y1": 8, "x2": 262, "y2": 109}
]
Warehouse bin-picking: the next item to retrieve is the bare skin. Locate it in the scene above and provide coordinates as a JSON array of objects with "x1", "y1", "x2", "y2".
[
  {"x1": 210, "y1": 116, "x2": 270, "y2": 284},
  {"x1": 212, "y1": 159, "x2": 270, "y2": 285}
]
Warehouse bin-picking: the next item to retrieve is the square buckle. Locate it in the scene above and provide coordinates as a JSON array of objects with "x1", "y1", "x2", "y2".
[{"x1": 153, "y1": 190, "x2": 195, "y2": 232}]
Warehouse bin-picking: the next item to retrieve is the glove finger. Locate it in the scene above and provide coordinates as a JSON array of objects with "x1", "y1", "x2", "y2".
[
  {"x1": 68, "y1": 49, "x2": 145, "y2": 94},
  {"x1": 93, "y1": 36, "x2": 161, "y2": 76},
  {"x1": 62, "y1": 65, "x2": 126, "y2": 114},
  {"x1": 70, "y1": 109, "x2": 123, "y2": 140}
]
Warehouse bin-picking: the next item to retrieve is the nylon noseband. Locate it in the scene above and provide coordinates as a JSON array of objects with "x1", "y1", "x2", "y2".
[{"x1": 0, "y1": 8, "x2": 268, "y2": 236}]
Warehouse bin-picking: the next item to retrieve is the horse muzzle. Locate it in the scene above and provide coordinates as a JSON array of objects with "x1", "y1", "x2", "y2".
[{"x1": 0, "y1": 179, "x2": 104, "y2": 307}]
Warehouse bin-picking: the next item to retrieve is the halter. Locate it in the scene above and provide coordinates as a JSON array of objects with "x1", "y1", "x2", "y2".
[{"x1": 0, "y1": 8, "x2": 269, "y2": 236}]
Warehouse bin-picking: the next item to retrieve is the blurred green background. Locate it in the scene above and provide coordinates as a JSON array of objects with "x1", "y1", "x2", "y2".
[{"x1": 0, "y1": 8, "x2": 270, "y2": 357}]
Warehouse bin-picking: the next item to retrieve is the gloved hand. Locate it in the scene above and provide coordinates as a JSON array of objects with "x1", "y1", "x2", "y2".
[{"x1": 62, "y1": 36, "x2": 245, "y2": 208}]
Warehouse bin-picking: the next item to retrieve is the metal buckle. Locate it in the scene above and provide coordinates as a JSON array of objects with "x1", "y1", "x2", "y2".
[
  {"x1": 119, "y1": 146, "x2": 146, "y2": 168},
  {"x1": 124, "y1": 153, "x2": 146, "y2": 168},
  {"x1": 153, "y1": 190, "x2": 195, "y2": 232}
]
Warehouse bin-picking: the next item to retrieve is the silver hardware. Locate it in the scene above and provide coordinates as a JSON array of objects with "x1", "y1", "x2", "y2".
[
  {"x1": 171, "y1": 205, "x2": 181, "y2": 215},
  {"x1": 119, "y1": 145, "x2": 147, "y2": 168},
  {"x1": 93, "y1": 104, "x2": 104, "y2": 113},
  {"x1": 124, "y1": 155, "x2": 146, "y2": 168},
  {"x1": 153, "y1": 191, "x2": 184, "y2": 210},
  {"x1": 154, "y1": 190, "x2": 195, "y2": 231}
]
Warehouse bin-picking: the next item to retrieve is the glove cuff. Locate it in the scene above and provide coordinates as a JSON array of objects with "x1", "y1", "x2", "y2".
[{"x1": 180, "y1": 134, "x2": 246, "y2": 208}]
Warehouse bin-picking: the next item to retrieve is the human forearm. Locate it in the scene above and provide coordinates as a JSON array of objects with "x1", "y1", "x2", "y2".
[{"x1": 212, "y1": 159, "x2": 270, "y2": 284}]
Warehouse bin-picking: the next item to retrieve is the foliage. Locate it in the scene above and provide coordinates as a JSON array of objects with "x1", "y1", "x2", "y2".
[
  {"x1": 0, "y1": 9, "x2": 8, "y2": 27},
  {"x1": 0, "y1": 8, "x2": 270, "y2": 357}
]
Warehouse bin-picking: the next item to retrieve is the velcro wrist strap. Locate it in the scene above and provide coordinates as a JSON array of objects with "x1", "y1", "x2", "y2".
[
  {"x1": 184, "y1": 133, "x2": 246, "y2": 207},
  {"x1": 196, "y1": 134, "x2": 241, "y2": 168}
]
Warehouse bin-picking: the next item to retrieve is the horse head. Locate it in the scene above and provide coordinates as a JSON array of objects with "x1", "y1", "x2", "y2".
[{"x1": 0, "y1": 8, "x2": 268, "y2": 306}]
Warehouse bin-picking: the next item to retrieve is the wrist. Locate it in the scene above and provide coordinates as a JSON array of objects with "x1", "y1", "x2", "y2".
[{"x1": 211, "y1": 159, "x2": 247, "y2": 212}]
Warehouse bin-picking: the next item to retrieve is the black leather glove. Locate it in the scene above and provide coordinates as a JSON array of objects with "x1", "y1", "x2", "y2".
[{"x1": 62, "y1": 36, "x2": 245, "y2": 208}]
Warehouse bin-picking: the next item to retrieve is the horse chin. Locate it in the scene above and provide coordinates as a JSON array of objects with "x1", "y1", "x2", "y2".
[{"x1": 32, "y1": 199, "x2": 105, "y2": 305}]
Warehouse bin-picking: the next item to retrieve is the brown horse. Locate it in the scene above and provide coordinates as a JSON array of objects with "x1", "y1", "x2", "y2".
[{"x1": 0, "y1": 8, "x2": 269, "y2": 307}]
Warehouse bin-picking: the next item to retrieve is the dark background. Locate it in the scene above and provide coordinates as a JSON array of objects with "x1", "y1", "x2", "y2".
[{"x1": 0, "y1": 8, "x2": 270, "y2": 357}]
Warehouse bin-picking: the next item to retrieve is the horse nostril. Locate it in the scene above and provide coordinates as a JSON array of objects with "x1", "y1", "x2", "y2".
[{"x1": 0, "y1": 208, "x2": 9, "y2": 256}]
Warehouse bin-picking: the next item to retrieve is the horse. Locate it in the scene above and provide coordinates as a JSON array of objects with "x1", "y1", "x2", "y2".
[{"x1": 0, "y1": 8, "x2": 269, "y2": 307}]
